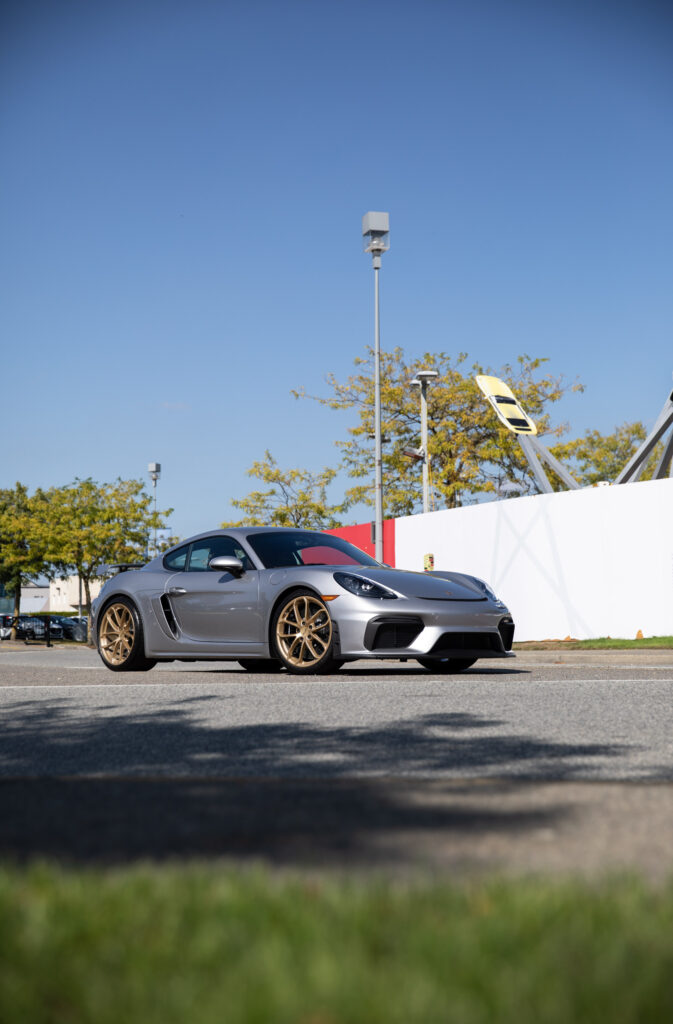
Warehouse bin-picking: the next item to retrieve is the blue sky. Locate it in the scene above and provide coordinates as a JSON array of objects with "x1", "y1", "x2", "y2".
[{"x1": 2, "y1": 0, "x2": 672, "y2": 539}]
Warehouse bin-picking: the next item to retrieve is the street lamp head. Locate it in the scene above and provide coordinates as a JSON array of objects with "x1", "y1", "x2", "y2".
[
  {"x1": 148, "y1": 462, "x2": 161, "y2": 483},
  {"x1": 362, "y1": 211, "x2": 390, "y2": 256},
  {"x1": 415, "y1": 370, "x2": 439, "y2": 383}
]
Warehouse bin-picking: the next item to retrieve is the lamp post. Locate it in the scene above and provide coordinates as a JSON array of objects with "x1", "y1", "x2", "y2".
[
  {"x1": 362, "y1": 211, "x2": 390, "y2": 562},
  {"x1": 410, "y1": 370, "x2": 439, "y2": 513},
  {"x1": 148, "y1": 462, "x2": 161, "y2": 555}
]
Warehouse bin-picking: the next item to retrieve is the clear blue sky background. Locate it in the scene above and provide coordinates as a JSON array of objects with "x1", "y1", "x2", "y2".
[{"x1": 2, "y1": 0, "x2": 672, "y2": 540}]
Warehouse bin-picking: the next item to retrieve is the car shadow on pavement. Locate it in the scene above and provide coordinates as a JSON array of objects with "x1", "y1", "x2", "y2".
[
  {"x1": 191, "y1": 664, "x2": 531, "y2": 677},
  {"x1": 0, "y1": 698, "x2": 637, "y2": 868}
]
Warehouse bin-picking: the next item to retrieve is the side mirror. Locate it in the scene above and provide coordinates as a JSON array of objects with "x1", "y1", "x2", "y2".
[{"x1": 208, "y1": 555, "x2": 245, "y2": 577}]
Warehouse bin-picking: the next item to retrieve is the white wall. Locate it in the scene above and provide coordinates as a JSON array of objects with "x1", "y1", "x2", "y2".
[
  {"x1": 19, "y1": 586, "x2": 49, "y2": 614},
  {"x1": 395, "y1": 479, "x2": 673, "y2": 641},
  {"x1": 49, "y1": 576, "x2": 102, "y2": 612}
]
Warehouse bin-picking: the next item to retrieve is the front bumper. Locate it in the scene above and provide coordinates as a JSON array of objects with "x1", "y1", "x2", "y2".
[{"x1": 333, "y1": 596, "x2": 514, "y2": 660}]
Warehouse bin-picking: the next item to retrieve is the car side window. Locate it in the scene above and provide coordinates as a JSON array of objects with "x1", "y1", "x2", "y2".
[
  {"x1": 163, "y1": 544, "x2": 189, "y2": 572},
  {"x1": 186, "y1": 536, "x2": 255, "y2": 572}
]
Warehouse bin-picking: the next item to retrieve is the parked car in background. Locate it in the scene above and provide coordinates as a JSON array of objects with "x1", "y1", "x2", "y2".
[
  {"x1": 69, "y1": 616, "x2": 88, "y2": 641},
  {"x1": 0, "y1": 615, "x2": 46, "y2": 640},
  {"x1": 36, "y1": 617, "x2": 64, "y2": 640},
  {"x1": 49, "y1": 615, "x2": 88, "y2": 642}
]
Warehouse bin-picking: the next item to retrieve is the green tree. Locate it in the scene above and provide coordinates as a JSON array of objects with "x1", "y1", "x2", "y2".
[
  {"x1": 33, "y1": 478, "x2": 172, "y2": 636},
  {"x1": 293, "y1": 349, "x2": 584, "y2": 514},
  {"x1": 550, "y1": 422, "x2": 663, "y2": 486},
  {"x1": 222, "y1": 451, "x2": 346, "y2": 528},
  {"x1": 0, "y1": 483, "x2": 52, "y2": 638}
]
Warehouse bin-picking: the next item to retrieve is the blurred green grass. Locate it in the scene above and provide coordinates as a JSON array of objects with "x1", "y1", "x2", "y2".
[
  {"x1": 1, "y1": 864, "x2": 672, "y2": 1024},
  {"x1": 514, "y1": 636, "x2": 673, "y2": 650}
]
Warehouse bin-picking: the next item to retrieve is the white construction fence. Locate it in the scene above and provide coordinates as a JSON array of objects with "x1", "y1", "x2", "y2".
[{"x1": 394, "y1": 478, "x2": 673, "y2": 642}]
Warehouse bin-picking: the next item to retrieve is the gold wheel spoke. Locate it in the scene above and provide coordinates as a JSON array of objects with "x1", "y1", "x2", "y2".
[
  {"x1": 286, "y1": 635, "x2": 302, "y2": 658},
  {"x1": 304, "y1": 636, "x2": 321, "y2": 659}
]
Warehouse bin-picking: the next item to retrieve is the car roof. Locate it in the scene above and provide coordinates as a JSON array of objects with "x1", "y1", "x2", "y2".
[
  {"x1": 169, "y1": 526, "x2": 330, "y2": 547},
  {"x1": 144, "y1": 526, "x2": 336, "y2": 568}
]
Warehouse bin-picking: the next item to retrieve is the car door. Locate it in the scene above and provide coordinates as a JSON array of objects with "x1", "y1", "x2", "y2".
[{"x1": 165, "y1": 535, "x2": 262, "y2": 643}]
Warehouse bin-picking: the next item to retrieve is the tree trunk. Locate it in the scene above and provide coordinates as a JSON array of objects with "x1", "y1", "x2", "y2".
[
  {"x1": 10, "y1": 585, "x2": 20, "y2": 641},
  {"x1": 9, "y1": 585, "x2": 20, "y2": 638},
  {"x1": 83, "y1": 576, "x2": 94, "y2": 646}
]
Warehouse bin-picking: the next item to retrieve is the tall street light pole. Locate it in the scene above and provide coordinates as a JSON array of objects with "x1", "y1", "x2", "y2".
[
  {"x1": 148, "y1": 462, "x2": 161, "y2": 555},
  {"x1": 362, "y1": 212, "x2": 390, "y2": 562},
  {"x1": 410, "y1": 370, "x2": 439, "y2": 514}
]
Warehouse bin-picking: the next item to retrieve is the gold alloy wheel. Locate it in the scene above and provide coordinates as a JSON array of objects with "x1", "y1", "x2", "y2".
[
  {"x1": 99, "y1": 602, "x2": 136, "y2": 666},
  {"x1": 275, "y1": 594, "x2": 332, "y2": 668}
]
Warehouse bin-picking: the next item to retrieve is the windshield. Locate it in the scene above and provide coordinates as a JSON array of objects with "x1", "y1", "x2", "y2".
[{"x1": 246, "y1": 531, "x2": 379, "y2": 569}]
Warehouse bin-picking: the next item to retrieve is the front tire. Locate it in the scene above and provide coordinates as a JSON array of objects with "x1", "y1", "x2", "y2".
[
  {"x1": 416, "y1": 657, "x2": 476, "y2": 673},
  {"x1": 97, "y1": 597, "x2": 156, "y2": 672},
  {"x1": 271, "y1": 590, "x2": 341, "y2": 674}
]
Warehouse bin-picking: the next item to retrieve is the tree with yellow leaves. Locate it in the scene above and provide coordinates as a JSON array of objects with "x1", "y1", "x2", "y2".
[
  {"x1": 0, "y1": 483, "x2": 52, "y2": 637},
  {"x1": 222, "y1": 452, "x2": 346, "y2": 529},
  {"x1": 33, "y1": 478, "x2": 172, "y2": 637},
  {"x1": 293, "y1": 349, "x2": 584, "y2": 514}
]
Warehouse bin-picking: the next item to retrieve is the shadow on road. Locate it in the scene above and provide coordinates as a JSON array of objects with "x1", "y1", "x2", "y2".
[
  {"x1": 0, "y1": 699, "x2": 633, "y2": 868},
  {"x1": 192, "y1": 664, "x2": 531, "y2": 677},
  {"x1": 0, "y1": 775, "x2": 569, "y2": 868},
  {"x1": 1, "y1": 699, "x2": 624, "y2": 779}
]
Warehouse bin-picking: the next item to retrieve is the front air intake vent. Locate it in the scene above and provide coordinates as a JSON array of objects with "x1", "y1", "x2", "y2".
[
  {"x1": 429, "y1": 631, "x2": 504, "y2": 655},
  {"x1": 498, "y1": 617, "x2": 515, "y2": 651},
  {"x1": 364, "y1": 616, "x2": 424, "y2": 651}
]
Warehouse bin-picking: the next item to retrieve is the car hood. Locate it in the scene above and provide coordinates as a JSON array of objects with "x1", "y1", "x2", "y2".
[{"x1": 343, "y1": 567, "x2": 488, "y2": 601}]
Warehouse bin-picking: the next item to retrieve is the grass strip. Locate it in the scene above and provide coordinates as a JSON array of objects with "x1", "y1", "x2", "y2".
[
  {"x1": 514, "y1": 636, "x2": 673, "y2": 650},
  {"x1": 1, "y1": 864, "x2": 673, "y2": 1023}
]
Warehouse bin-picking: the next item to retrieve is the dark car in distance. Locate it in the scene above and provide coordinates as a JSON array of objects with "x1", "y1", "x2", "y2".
[
  {"x1": 49, "y1": 615, "x2": 88, "y2": 642},
  {"x1": 0, "y1": 615, "x2": 46, "y2": 640}
]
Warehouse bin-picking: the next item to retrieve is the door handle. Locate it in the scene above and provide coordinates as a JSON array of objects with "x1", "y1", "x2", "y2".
[{"x1": 167, "y1": 587, "x2": 186, "y2": 595}]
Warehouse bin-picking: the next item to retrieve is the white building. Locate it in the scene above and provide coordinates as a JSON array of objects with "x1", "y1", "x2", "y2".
[
  {"x1": 19, "y1": 584, "x2": 50, "y2": 614},
  {"x1": 49, "y1": 576, "x2": 103, "y2": 612}
]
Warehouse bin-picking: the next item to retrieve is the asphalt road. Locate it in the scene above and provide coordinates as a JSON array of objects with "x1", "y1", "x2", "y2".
[{"x1": 1, "y1": 645, "x2": 672, "y2": 878}]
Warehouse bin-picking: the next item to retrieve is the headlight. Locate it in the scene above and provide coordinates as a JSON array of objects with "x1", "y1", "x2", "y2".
[
  {"x1": 474, "y1": 578, "x2": 504, "y2": 605},
  {"x1": 333, "y1": 572, "x2": 397, "y2": 600}
]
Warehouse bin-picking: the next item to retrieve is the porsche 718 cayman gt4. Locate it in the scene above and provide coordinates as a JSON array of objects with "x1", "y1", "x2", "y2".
[{"x1": 92, "y1": 527, "x2": 515, "y2": 674}]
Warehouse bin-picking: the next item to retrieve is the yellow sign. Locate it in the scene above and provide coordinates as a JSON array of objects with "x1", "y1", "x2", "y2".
[
  {"x1": 475, "y1": 375, "x2": 538, "y2": 435},
  {"x1": 423, "y1": 553, "x2": 434, "y2": 571}
]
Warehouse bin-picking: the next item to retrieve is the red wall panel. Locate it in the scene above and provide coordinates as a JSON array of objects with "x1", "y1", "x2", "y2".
[{"x1": 325, "y1": 519, "x2": 396, "y2": 566}]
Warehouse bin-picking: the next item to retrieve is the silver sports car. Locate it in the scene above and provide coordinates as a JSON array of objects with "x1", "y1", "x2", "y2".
[{"x1": 91, "y1": 527, "x2": 515, "y2": 674}]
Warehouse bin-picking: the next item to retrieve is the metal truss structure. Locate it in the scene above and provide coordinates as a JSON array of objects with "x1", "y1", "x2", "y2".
[{"x1": 614, "y1": 384, "x2": 673, "y2": 484}]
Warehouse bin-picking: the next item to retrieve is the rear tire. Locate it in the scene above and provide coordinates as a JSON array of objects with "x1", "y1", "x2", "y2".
[
  {"x1": 416, "y1": 657, "x2": 476, "y2": 673},
  {"x1": 97, "y1": 597, "x2": 156, "y2": 672}
]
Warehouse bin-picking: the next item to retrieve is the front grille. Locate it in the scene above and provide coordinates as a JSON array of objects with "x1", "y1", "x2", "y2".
[
  {"x1": 429, "y1": 631, "x2": 504, "y2": 655},
  {"x1": 365, "y1": 616, "x2": 424, "y2": 651},
  {"x1": 498, "y1": 617, "x2": 515, "y2": 651}
]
